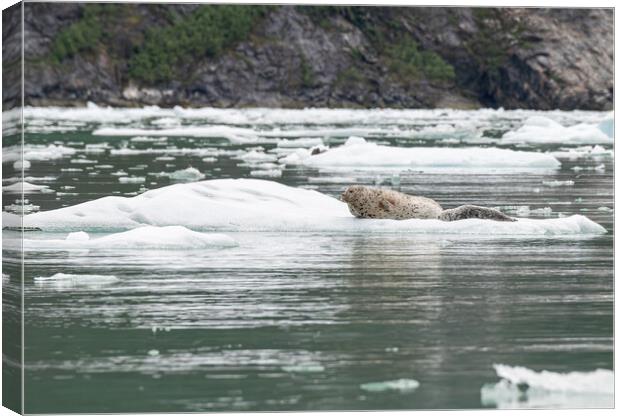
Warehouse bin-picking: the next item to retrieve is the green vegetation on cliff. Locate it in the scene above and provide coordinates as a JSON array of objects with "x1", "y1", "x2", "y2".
[
  {"x1": 385, "y1": 39, "x2": 455, "y2": 83},
  {"x1": 51, "y1": 4, "x2": 114, "y2": 61},
  {"x1": 128, "y1": 5, "x2": 270, "y2": 84},
  {"x1": 298, "y1": 5, "x2": 455, "y2": 84}
]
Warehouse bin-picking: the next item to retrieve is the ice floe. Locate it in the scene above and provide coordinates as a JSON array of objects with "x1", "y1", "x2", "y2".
[
  {"x1": 22, "y1": 179, "x2": 606, "y2": 236},
  {"x1": 24, "y1": 226, "x2": 238, "y2": 250},
  {"x1": 280, "y1": 137, "x2": 560, "y2": 171},
  {"x1": 481, "y1": 364, "x2": 613, "y2": 409},
  {"x1": 502, "y1": 116, "x2": 613, "y2": 145}
]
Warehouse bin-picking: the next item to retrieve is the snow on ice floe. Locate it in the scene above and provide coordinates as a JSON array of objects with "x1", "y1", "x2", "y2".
[
  {"x1": 502, "y1": 116, "x2": 613, "y2": 145},
  {"x1": 481, "y1": 364, "x2": 613, "y2": 409},
  {"x1": 280, "y1": 137, "x2": 560, "y2": 171},
  {"x1": 22, "y1": 179, "x2": 606, "y2": 236},
  {"x1": 24, "y1": 226, "x2": 238, "y2": 250}
]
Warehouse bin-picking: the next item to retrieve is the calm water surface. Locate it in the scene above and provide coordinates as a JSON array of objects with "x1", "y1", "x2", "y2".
[{"x1": 2, "y1": 108, "x2": 613, "y2": 412}]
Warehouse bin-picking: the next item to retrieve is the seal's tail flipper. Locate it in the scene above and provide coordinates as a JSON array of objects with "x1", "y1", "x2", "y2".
[{"x1": 439, "y1": 205, "x2": 516, "y2": 222}]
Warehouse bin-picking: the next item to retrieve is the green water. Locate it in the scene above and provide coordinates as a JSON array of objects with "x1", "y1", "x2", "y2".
[{"x1": 2, "y1": 108, "x2": 613, "y2": 411}]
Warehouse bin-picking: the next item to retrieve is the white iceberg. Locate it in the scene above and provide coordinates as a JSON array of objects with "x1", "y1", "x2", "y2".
[
  {"x1": 481, "y1": 364, "x2": 613, "y2": 409},
  {"x1": 281, "y1": 137, "x2": 560, "y2": 171},
  {"x1": 22, "y1": 179, "x2": 606, "y2": 236},
  {"x1": 502, "y1": 116, "x2": 613, "y2": 145},
  {"x1": 24, "y1": 226, "x2": 238, "y2": 250}
]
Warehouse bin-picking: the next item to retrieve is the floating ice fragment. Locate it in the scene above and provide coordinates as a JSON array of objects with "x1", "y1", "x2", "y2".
[
  {"x1": 14, "y1": 160, "x2": 31, "y2": 170},
  {"x1": 2, "y1": 181, "x2": 54, "y2": 193},
  {"x1": 480, "y1": 364, "x2": 613, "y2": 409},
  {"x1": 249, "y1": 169, "x2": 282, "y2": 178},
  {"x1": 503, "y1": 116, "x2": 612, "y2": 145},
  {"x1": 34, "y1": 273, "x2": 119, "y2": 289},
  {"x1": 164, "y1": 167, "x2": 205, "y2": 182},
  {"x1": 281, "y1": 363, "x2": 325, "y2": 373},
  {"x1": 360, "y1": 379, "x2": 420, "y2": 392},
  {"x1": 542, "y1": 180, "x2": 574, "y2": 187},
  {"x1": 276, "y1": 138, "x2": 324, "y2": 148}
]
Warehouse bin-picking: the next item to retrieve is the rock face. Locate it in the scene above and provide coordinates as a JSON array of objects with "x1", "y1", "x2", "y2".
[{"x1": 2, "y1": 4, "x2": 614, "y2": 110}]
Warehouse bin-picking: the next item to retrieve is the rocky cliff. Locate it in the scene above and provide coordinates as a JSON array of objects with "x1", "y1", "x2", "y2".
[{"x1": 2, "y1": 3, "x2": 614, "y2": 110}]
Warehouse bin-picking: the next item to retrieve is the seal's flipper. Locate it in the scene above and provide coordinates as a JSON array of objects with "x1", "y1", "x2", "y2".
[
  {"x1": 378, "y1": 198, "x2": 395, "y2": 212},
  {"x1": 439, "y1": 205, "x2": 516, "y2": 222}
]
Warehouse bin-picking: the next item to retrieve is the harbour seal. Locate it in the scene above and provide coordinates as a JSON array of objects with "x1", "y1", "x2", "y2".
[{"x1": 341, "y1": 185, "x2": 515, "y2": 222}]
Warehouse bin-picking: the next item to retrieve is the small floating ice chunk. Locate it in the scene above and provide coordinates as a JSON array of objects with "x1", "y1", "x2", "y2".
[
  {"x1": 237, "y1": 150, "x2": 278, "y2": 163},
  {"x1": 2, "y1": 181, "x2": 54, "y2": 193},
  {"x1": 480, "y1": 364, "x2": 613, "y2": 409},
  {"x1": 276, "y1": 138, "x2": 324, "y2": 148},
  {"x1": 542, "y1": 180, "x2": 574, "y2": 187},
  {"x1": 165, "y1": 167, "x2": 205, "y2": 182},
  {"x1": 597, "y1": 206, "x2": 613, "y2": 212},
  {"x1": 282, "y1": 363, "x2": 325, "y2": 373},
  {"x1": 34, "y1": 273, "x2": 119, "y2": 289},
  {"x1": 70, "y1": 158, "x2": 98, "y2": 164},
  {"x1": 119, "y1": 176, "x2": 145, "y2": 184},
  {"x1": 249, "y1": 169, "x2": 282, "y2": 178},
  {"x1": 13, "y1": 160, "x2": 31, "y2": 170},
  {"x1": 360, "y1": 379, "x2": 420, "y2": 392},
  {"x1": 147, "y1": 349, "x2": 160, "y2": 357},
  {"x1": 130, "y1": 136, "x2": 168, "y2": 143}
]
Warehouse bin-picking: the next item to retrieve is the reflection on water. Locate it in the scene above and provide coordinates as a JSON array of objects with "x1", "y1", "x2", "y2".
[
  {"x1": 18, "y1": 231, "x2": 612, "y2": 411},
  {"x1": 2, "y1": 108, "x2": 613, "y2": 411}
]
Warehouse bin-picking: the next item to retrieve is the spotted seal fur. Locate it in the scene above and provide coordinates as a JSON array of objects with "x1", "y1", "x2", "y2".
[{"x1": 341, "y1": 185, "x2": 515, "y2": 222}]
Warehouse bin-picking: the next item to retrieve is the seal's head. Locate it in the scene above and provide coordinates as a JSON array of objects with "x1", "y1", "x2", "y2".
[{"x1": 341, "y1": 185, "x2": 366, "y2": 203}]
